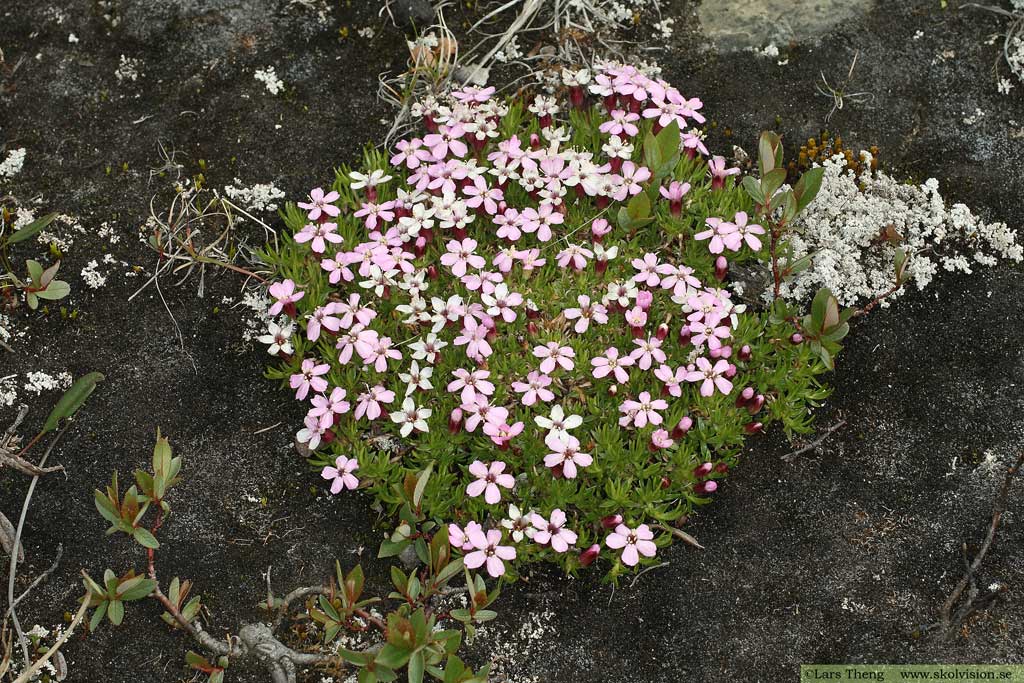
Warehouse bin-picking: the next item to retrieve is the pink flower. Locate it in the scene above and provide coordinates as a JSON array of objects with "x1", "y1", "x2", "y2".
[
  {"x1": 533, "y1": 342, "x2": 575, "y2": 374},
  {"x1": 298, "y1": 187, "x2": 341, "y2": 220},
  {"x1": 632, "y1": 253, "x2": 662, "y2": 287},
  {"x1": 321, "y1": 252, "x2": 357, "y2": 284},
  {"x1": 306, "y1": 304, "x2": 342, "y2": 342},
  {"x1": 294, "y1": 222, "x2": 343, "y2": 254},
  {"x1": 654, "y1": 365, "x2": 687, "y2": 397},
  {"x1": 657, "y1": 262, "x2": 701, "y2": 296},
  {"x1": 721, "y1": 211, "x2": 766, "y2": 251},
  {"x1": 310, "y1": 387, "x2": 350, "y2": 418},
  {"x1": 354, "y1": 331, "x2": 402, "y2": 372},
  {"x1": 685, "y1": 357, "x2": 734, "y2": 397},
  {"x1": 464, "y1": 528, "x2": 517, "y2": 577},
  {"x1": 447, "y1": 368, "x2": 495, "y2": 404},
  {"x1": 354, "y1": 385, "x2": 395, "y2": 420},
  {"x1": 289, "y1": 358, "x2": 329, "y2": 400},
  {"x1": 268, "y1": 279, "x2": 305, "y2": 316},
  {"x1": 481, "y1": 283, "x2": 523, "y2": 323},
  {"x1": 563, "y1": 295, "x2": 608, "y2": 334},
  {"x1": 659, "y1": 181, "x2": 691, "y2": 216},
  {"x1": 483, "y1": 421, "x2": 524, "y2": 448},
  {"x1": 694, "y1": 217, "x2": 737, "y2": 254},
  {"x1": 321, "y1": 455, "x2": 359, "y2": 493},
  {"x1": 650, "y1": 429, "x2": 674, "y2": 449},
  {"x1": 448, "y1": 521, "x2": 482, "y2": 551},
  {"x1": 618, "y1": 391, "x2": 668, "y2": 428},
  {"x1": 354, "y1": 201, "x2": 396, "y2": 230},
  {"x1": 591, "y1": 347, "x2": 634, "y2": 383},
  {"x1": 464, "y1": 176, "x2": 504, "y2": 215},
  {"x1": 689, "y1": 314, "x2": 731, "y2": 350},
  {"x1": 708, "y1": 156, "x2": 740, "y2": 190},
  {"x1": 543, "y1": 433, "x2": 593, "y2": 478},
  {"x1": 520, "y1": 202, "x2": 564, "y2": 242},
  {"x1": 605, "y1": 523, "x2": 657, "y2": 566},
  {"x1": 512, "y1": 371, "x2": 554, "y2": 406},
  {"x1": 624, "y1": 306, "x2": 648, "y2": 329},
  {"x1": 297, "y1": 413, "x2": 332, "y2": 450},
  {"x1": 453, "y1": 316, "x2": 493, "y2": 361},
  {"x1": 530, "y1": 509, "x2": 578, "y2": 553},
  {"x1": 630, "y1": 336, "x2": 667, "y2": 370},
  {"x1": 599, "y1": 109, "x2": 640, "y2": 137},
  {"x1": 466, "y1": 460, "x2": 515, "y2": 504},
  {"x1": 440, "y1": 238, "x2": 486, "y2": 277},
  {"x1": 556, "y1": 244, "x2": 594, "y2": 271}
]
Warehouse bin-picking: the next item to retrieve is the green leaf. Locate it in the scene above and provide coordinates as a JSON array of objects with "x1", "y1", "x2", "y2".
[
  {"x1": 413, "y1": 464, "x2": 432, "y2": 509},
  {"x1": 133, "y1": 527, "x2": 160, "y2": 549},
  {"x1": 107, "y1": 599, "x2": 124, "y2": 626},
  {"x1": 26, "y1": 259, "x2": 43, "y2": 284},
  {"x1": 810, "y1": 288, "x2": 832, "y2": 333},
  {"x1": 40, "y1": 261, "x2": 60, "y2": 286},
  {"x1": 741, "y1": 176, "x2": 762, "y2": 205},
  {"x1": 6, "y1": 213, "x2": 57, "y2": 246},
  {"x1": 794, "y1": 166, "x2": 824, "y2": 214},
  {"x1": 94, "y1": 491, "x2": 120, "y2": 524},
  {"x1": 89, "y1": 601, "x2": 108, "y2": 631},
  {"x1": 408, "y1": 650, "x2": 425, "y2": 683},
  {"x1": 758, "y1": 131, "x2": 782, "y2": 176},
  {"x1": 42, "y1": 372, "x2": 104, "y2": 433},
  {"x1": 761, "y1": 168, "x2": 787, "y2": 199},
  {"x1": 378, "y1": 539, "x2": 409, "y2": 559},
  {"x1": 119, "y1": 578, "x2": 157, "y2": 601},
  {"x1": 894, "y1": 247, "x2": 909, "y2": 284},
  {"x1": 210, "y1": 671, "x2": 225, "y2": 683},
  {"x1": 35, "y1": 279, "x2": 70, "y2": 301},
  {"x1": 376, "y1": 644, "x2": 411, "y2": 670}
]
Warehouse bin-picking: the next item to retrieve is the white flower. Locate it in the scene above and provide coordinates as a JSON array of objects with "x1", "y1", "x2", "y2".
[
  {"x1": 399, "y1": 361, "x2": 434, "y2": 395},
  {"x1": 390, "y1": 398, "x2": 431, "y2": 437},
  {"x1": 257, "y1": 321, "x2": 294, "y2": 356},
  {"x1": 349, "y1": 169, "x2": 393, "y2": 189},
  {"x1": 409, "y1": 333, "x2": 448, "y2": 364},
  {"x1": 500, "y1": 504, "x2": 535, "y2": 542},
  {"x1": 534, "y1": 405, "x2": 583, "y2": 440}
]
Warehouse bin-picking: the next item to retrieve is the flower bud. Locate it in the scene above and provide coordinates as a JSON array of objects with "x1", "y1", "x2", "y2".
[
  {"x1": 744, "y1": 421, "x2": 764, "y2": 434},
  {"x1": 655, "y1": 323, "x2": 669, "y2": 341},
  {"x1": 448, "y1": 408, "x2": 463, "y2": 434},
  {"x1": 739, "y1": 344, "x2": 752, "y2": 361},
  {"x1": 736, "y1": 387, "x2": 755, "y2": 408},
  {"x1": 697, "y1": 480, "x2": 718, "y2": 495},
  {"x1": 601, "y1": 514, "x2": 623, "y2": 529},
  {"x1": 579, "y1": 543, "x2": 600, "y2": 567},
  {"x1": 427, "y1": 264, "x2": 439, "y2": 280},
  {"x1": 527, "y1": 321, "x2": 538, "y2": 336},
  {"x1": 660, "y1": 476, "x2": 671, "y2": 489},
  {"x1": 321, "y1": 429, "x2": 336, "y2": 444},
  {"x1": 636, "y1": 290, "x2": 653, "y2": 311},
  {"x1": 718, "y1": 345, "x2": 732, "y2": 359},
  {"x1": 671, "y1": 416, "x2": 693, "y2": 438},
  {"x1": 709, "y1": 346, "x2": 723, "y2": 359},
  {"x1": 693, "y1": 462, "x2": 713, "y2": 477},
  {"x1": 678, "y1": 326, "x2": 692, "y2": 345},
  {"x1": 569, "y1": 86, "x2": 586, "y2": 110},
  {"x1": 747, "y1": 394, "x2": 765, "y2": 415},
  {"x1": 790, "y1": 333, "x2": 804, "y2": 345},
  {"x1": 714, "y1": 462, "x2": 729, "y2": 474},
  {"x1": 723, "y1": 363, "x2": 737, "y2": 379},
  {"x1": 609, "y1": 157, "x2": 623, "y2": 173},
  {"x1": 714, "y1": 255, "x2": 728, "y2": 281},
  {"x1": 596, "y1": 258, "x2": 608, "y2": 274},
  {"x1": 525, "y1": 301, "x2": 540, "y2": 319},
  {"x1": 530, "y1": 133, "x2": 541, "y2": 150}
]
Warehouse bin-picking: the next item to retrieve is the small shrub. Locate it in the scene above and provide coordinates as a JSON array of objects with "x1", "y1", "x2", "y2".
[{"x1": 260, "y1": 63, "x2": 842, "y2": 580}]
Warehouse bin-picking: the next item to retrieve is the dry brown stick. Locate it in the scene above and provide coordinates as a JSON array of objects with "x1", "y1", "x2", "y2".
[
  {"x1": 781, "y1": 419, "x2": 847, "y2": 463},
  {"x1": 936, "y1": 450, "x2": 1024, "y2": 638},
  {"x1": 11, "y1": 581, "x2": 90, "y2": 683}
]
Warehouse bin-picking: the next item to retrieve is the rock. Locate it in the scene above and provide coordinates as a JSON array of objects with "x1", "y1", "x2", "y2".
[{"x1": 388, "y1": 0, "x2": 434, "y2": 32}]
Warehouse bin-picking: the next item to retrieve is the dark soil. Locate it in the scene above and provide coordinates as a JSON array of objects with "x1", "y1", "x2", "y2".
[{"x1": 0, "y1": 1, "x2": 1022, "y2": 682}]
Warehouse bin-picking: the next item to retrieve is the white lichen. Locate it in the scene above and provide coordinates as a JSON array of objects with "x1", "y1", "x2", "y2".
[
  {"x1": 254, "y1": 66, "x2": 285, "y2": 95},
  {"x1": 223, "y1": 179, "x2": 286, "y2": 213},
  {"x1": 779, "y1": 154, "x2": 1023, "y2": 307},
  {"x1": 23, "y1": 371, "x2": 73, "y2": 395},
  {"x1": 81, "y1": 259, "x2": 108, "y2": 289},
  {"x1": 115, "y1": 55, "x2": 142, "y2": 83},
  {"x1": 0, "y1": 148, "x2": 26, "y2": 179}
]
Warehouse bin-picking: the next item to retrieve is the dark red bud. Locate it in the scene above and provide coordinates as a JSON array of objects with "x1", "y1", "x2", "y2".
[
  {"x1": 448, "y1": 408, "x2": 463, "y2": 434},
  {"x1": 736, "y1": 387, "x2": 755, "y2": 408},
  {"x1": 579, "y1": 543, "x2": 600, "y2": 567},
  {"x1": 697, "y1": 480, "x2": 718, "y2": 495},
  {"x1": 596, "y1": 259, "x2": 608, "y2": 274},
  {"x1": 427, "y1": 265, "x2": 439, "y2": 280},
  {"x1": 655, "y1": 324, "x2": 669, "y2": 341},
  {"x1": 321, "y1": 429, "x2": 336, "y2": 444},
  {"x1": 660, "y1": 476, "x2": 671, "y2": 489},
  {"x1": 714, "y1": 463, "x2": 729, "y2": 474},
  {"x1": 739, "y1": 344, "x2": 752, "y2": 361},
  {"x1": 747, "y1": 395, "x2": 765, "y2": 415},
  {"x1": 671, "y1": 416, "x2": 693, "y2": 439},
  {"x1": 694, "y1": 462, "x2": 713, "y2": 477},
  {"x1": 678, "y1": 326, "x2": 692, "y2": 345},
  {"x1": 601, "y1": 514, "x2": 623, "y2": 529},
  {"x1": 744, "y1": 421, "x2": 764, "y2": 434},
  {"x1": 527, "y1": 321, "x2": 538, "y2": 335}
]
